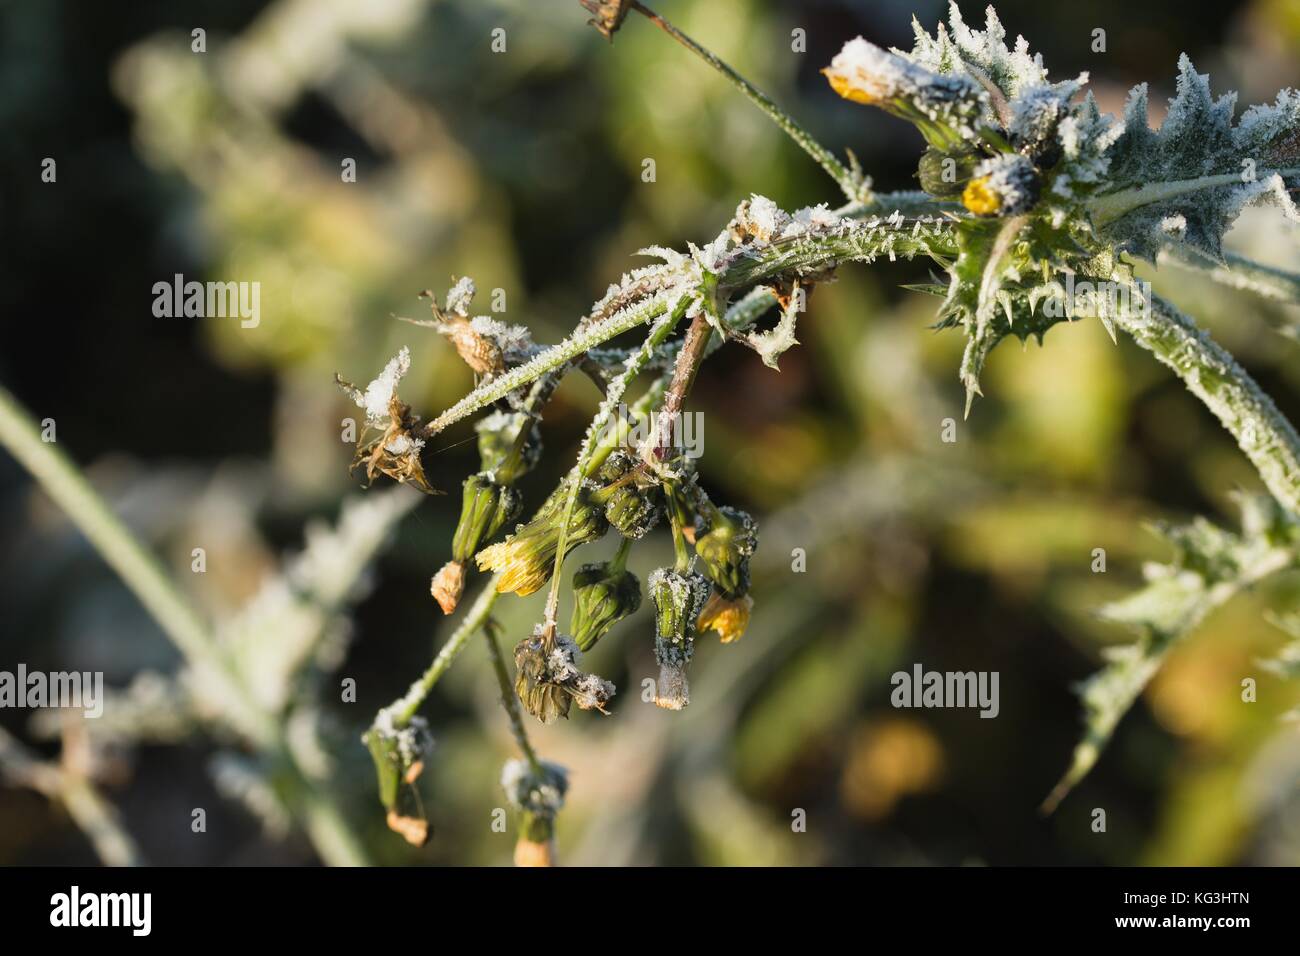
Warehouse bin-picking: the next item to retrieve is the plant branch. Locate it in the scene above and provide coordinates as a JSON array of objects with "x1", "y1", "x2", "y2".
[
  {"x1": 484, "y1": 622, "x2": 542, "y2": 773},
  {"x1": 1087, "y1": 168, "x2": 1300, "y2": 228},
  {"x1": 630, "y1": 1, "x2": 866, "y2": 203},
  {"x1": 1160, "y1": 245, "x2": 1300, "y2": 307},
  {"x1": 543, "y1": 299, "x2": 688, "y2": 628},
  {"x1": 1112, "y1": 289, "x2": 1300, "y2": 514},
  {"x1": 384, "y1": 575, "x2": 503, "y2": 727},
  {"x1": 0, "y1": 385, "x2": 369, "y2": 866},
  {"x1": 654, "y1": 312, "x2": 712, "y2": 459}
]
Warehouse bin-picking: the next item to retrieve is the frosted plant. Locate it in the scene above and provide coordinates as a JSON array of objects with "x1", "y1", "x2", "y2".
[{"x1": 338, "y1": 0, "x2": 1300, "y2": 860}]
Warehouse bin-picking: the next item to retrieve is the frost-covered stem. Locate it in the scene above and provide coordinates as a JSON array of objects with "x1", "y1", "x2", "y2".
[
  {"x1": 543, "y1": 301, "x2": 688, "y2": 628},
  {"x1": 654, "y1": 313, "x2": 711, "y2": 459},
  {"x1": 0, "y1": 385, "x2": 276, "y2": 746},
  {"x1": 1114, "y1": 290, "x2": 1300, "y2": 513},
  {"x1": 422, "y1": 295, "x2": 671, "y2": 437},
  {"x1": 720, "y1": 219, "x2": 958, "y2": 289},
  {"x1": 386, "y1": 575, "x2": 503, "y2": 727},
  {"x1": 0, "y1": 386, "x2": 367, "y2": 866},
  {"x1": 1161, "y1": 246, "x2": 1300, "y2": 306},
  {"x1": 1087, "y1": 168, "x2": 1300, "y2": 228},
  {"x1": 484, "y1": 624, "x2": 542, "y2": 774},
  {"x1": 631, "y1": 1, "x2": 864, "y2": 203},
  {"x1": 0, "y1": 726, "x2": 144, "y2": 867}
]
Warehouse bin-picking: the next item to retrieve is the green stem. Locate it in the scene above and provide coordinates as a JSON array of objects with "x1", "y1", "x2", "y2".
[
  {"x1": 1113, "y1": 289, "x2": 1300, "y2": 513},
  {"x1": 0, "y1": 385, "x2": 369, "y2": 866},
  {"x1": 631, "y1": 1, "x2": 865, "y2": 203},
  {"x1": 0, "y1": 386, "x2": 260, "y2": 732},
  {"x1": 423, "y1": 293, "x2": 672, "y2": 437},
  {"x1": 1087, "y1": 168, "x2": 1300, "y2": 228},
  {"x1": 543, "y1": 300, "x2": 688, "y2": 628},
  {"x1": 1161, "y1": 246, "x2": 1300, "y2": 307},
  {"x1": 484, "y1": 623, "x2": 542, "y2": 774},
  {"x1": 386, "y1": 575, "x2": 503, "y2": 726}
]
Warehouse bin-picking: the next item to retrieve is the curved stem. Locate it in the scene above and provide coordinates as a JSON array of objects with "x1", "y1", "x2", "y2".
[
  {"x1": 484, "y1": 623, "x2": 541, "y2": 774},
  {"x1": 0, "y1": 385, "x2": 369, "y2": 866},
  {"x1": 1114, "y1": 289, "x2": 1300, "y2": 513},
  {"x1": 385, "y1": 575, "x2": 503, "y2": 727},
  {"x1": 631, "y1": 2, "x2": 865, "y2": 203}
]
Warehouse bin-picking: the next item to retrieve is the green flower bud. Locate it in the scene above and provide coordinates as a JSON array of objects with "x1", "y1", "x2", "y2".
[
  {"x1": 648, "y1": 568, "x2": 711, "y2": 710},
  {"x1": 363, "y1": 716, "x2": 433, "y2": 846},
  {"x1": 595, "y1": 451, "x2": 664, "y2": 539},
  {"x1": 475, "y1": 410, "x2": 542, "y2": 485},
  {"x1": 452, "y1": 472, "x2": 522, "y2": 562},
  {"x1": 694, "y1": 505, "x2": 758, "y2": 599},
  {"x1": 570, "y1": 550, "x2": 641, "y2": 652},
  {"x1": 477, "y1": 479, "x2": 610, "y2": 596},
  {"x1": 917, "y1": 147, "x2": 979, "y2": 199}
]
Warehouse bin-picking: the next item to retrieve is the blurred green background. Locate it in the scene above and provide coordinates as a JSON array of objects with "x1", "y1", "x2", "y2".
[{"x1": 2, "y1": 0, "x2": 1300, "y2": 865}]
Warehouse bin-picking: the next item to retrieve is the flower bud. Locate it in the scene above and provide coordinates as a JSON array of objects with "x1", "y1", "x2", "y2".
[
  {"x1": 501, "y1": 758, "x2": 568, "y2": 867},
  {"x1": 961, "y1": 154, "x2": 1040, "y2": 217},
  {"x1": 570, "y1": 556, "x2": 641, "y2": 652},
  {"x1": 823, "y1": 37, "x2": 987, "y2": 153},
  {"x1": 648, "y1": 568, "x2": 711, "y2": 710},
  {"x1": 595, "y1": 451, "x2": 664, "y2": 539},
  {"x1": 477, "y1": 479, "x2": 610, "y2": 596},
  {"x1": 363, "y1": 715, "x2": 433, "y2": 846},
  {"x1": 475, "y1": 410, "x2": 542, "y2": 485},
  {"x1": 698, "y1": 591, "x2": 754, "y2": 644},
  {"x1": 430, "y1": 560, "x2": 466, "y2": 615},
  {"x1": 694, "y1": 505, "x2": 758, "y2": 600},
  {"x1": 452, "y1": 472, "x2": 522, "y2": 562},
  {"x1": 917, "y1": 147, "x2": 979, "y2": 199}
]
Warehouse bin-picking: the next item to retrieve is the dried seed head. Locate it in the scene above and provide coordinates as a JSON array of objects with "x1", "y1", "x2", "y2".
[
  {"x1": 337, "y1": 350, "x2": 440, "y2": 494},
  {"x1": 513, "y1": 627, "x2": 617, "y2": 723},
  {"x1": 430, "y1": 560, "x2": 465, "y2": 615},
  {"x1": 580, "y1": 0, "x2": 633, "y2": 41}
]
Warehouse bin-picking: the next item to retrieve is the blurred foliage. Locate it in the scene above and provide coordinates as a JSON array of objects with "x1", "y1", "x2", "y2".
[{"x1": 1, "y1": 0, "x2": 1299, "y2": 865}]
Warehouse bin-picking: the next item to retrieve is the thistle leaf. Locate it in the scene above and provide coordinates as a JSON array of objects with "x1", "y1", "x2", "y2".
[{"x1": 1043, "y1": 495, "x2": 1300, "y2": 812}]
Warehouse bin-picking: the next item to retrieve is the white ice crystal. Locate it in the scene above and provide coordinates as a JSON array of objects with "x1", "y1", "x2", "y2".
[
  {"x1": 469, "y1": 315, "x2": 534, "y2": 357},
  {"x1": 445, "y1": 276, "x2": 475, "y2": 315},
  {"x1": 781, "y1": 203, "x2": 845, "y2": 238},
  {"x1": 359, "y1": 347, "x2": 411, "y2": 424}
]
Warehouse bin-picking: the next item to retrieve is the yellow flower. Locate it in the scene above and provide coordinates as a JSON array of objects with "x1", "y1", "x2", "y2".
[
  {"x1": 961, "y1": 176, "x2": 1002, "y2": 216},
  {"x1": 698, "y1": 591, "x2": 753, "y2": 644},
  {"x1": 476, "y1": 537, "x2": 555, "y2": 596}
]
